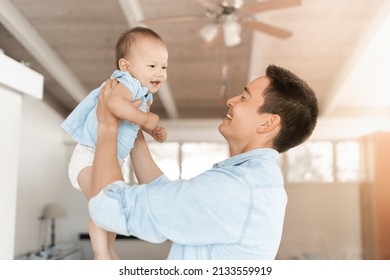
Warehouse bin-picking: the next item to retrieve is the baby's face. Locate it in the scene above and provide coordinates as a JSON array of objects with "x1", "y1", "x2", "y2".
[{"x1": 126, "y1": 38, "x2": 168, "y2": 94}]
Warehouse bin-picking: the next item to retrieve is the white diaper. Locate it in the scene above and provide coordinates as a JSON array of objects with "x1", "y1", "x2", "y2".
[{"x1": 68, "y1": 143, "x2": 125, "y2": 190}]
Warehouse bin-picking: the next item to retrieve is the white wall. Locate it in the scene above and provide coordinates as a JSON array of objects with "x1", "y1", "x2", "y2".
[
  {"x1": 14, "y1": 95, "x2": 71, "y2": 257},
  {"x1": 279, "y1": 183, "x2": 362, "y2": 259},
  {"x1": 1, "y1": 51, "x2": 44, "y2": 260},
  {"x1": 0, "y1": 87, "x2": 22, "y2": 259}
]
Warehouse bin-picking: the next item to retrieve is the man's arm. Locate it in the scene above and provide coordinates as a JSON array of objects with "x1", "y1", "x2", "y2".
[
  {"x1": 130, "y1": 130, "x2": 163, "y2": 184},
  {"x1": 88, "y1": 79, "x2": 123, "y2": 199}
]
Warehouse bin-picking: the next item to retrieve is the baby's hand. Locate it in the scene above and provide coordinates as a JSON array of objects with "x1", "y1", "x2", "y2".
[
  {"x1": 143, "y1": 112, "x2": 160, "y2": 132},
  {"x1": 152, "y1": 126, "x2": 167, "y2": 143}
]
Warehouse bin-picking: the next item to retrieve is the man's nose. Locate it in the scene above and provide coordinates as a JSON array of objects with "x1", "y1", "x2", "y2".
[{"x1": 226, "y1": 95, "x2": 238, "y2": 106}]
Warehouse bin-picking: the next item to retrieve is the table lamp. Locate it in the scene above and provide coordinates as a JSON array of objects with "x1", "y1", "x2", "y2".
[{"x1": 42, "y1": 203, "x2": 66, "y2": 247}]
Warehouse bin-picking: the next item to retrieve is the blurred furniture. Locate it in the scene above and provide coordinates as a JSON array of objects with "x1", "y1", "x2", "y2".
[
  {"x1": 79, "y1": 233, "x2": 171, "y2": 260},
  {"x1": 276, "y1": 231, "x2": 329, "y2": 260},
  {"x1": 359, "y1": 131, "x2": 390, "y2": 259},
  {"x1": 16, "y1": 243, "x2": 81, "y2": 260}
]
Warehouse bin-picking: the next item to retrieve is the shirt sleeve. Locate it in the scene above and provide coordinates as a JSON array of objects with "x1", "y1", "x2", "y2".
[
  {"x1": 89, "y1": 169, "x2": 251, "y2": 245},
  {"x1": 89, "y1": 176, "x2": 169, "y2": 243},
  {"x1": 111, "y1": 70, "x2": 148, "y2": 101}
]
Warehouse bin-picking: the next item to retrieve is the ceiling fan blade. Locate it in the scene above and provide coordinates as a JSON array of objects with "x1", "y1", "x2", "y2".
[
  {"x1": 197, "y1": 0, "x2": 220, "y2": 10},
  {"x1": 243, "y1": 0, "x2": 301, "y2": 14},
  {"x1": 140, "y1": 15, "x2": 206, "y2": 25},
  {"x1": 241, "y1": 20, "x2": 292, "y2": 38}
]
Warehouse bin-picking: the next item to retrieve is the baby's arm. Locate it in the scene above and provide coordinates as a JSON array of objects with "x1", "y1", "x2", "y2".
[
  {"x1": 107, "y1": 82, "x2": 159, "y2": 131},
  {"x1": 141, "y1": 100, "x2": 167, "y2": 143},
  {"x1": 145, "y1": 126, "x2": 167, "y2": 143}
]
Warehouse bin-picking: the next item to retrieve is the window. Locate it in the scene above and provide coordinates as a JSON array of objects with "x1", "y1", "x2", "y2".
[
  {"x1": 126, "y1": 140, "x2": 360, "y2": 184},
  {"x1": 335, "y1": 141, "x2": 360, "y2": 182},
  {"x1": 181, "y1": 142, "x2": 229, "y2": 179},
  {"x1": 287, "y1": 141, "x2": 334, "y2": 182},
  {"x1": 148, "y1": 142, "x2": 180, "y2": 180},
  {"x1": 286, "y1": 140, "x2": 360, "y2": 183},
  {"x1": 127, "y1": 141, "x2": 229, "y2": 182}
]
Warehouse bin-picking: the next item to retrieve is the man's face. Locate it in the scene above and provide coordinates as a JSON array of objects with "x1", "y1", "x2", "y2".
[
  {"x1": 126, "y1": 38, "x2": 168, "y2": 94},
  {"x1": 219, "y1": 76, "x2": 272, "y2": 148}
]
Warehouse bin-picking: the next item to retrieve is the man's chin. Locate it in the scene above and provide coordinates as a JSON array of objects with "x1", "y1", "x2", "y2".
[{"x1": 218, "y1": 123, "x2": 227, "y2": 140}]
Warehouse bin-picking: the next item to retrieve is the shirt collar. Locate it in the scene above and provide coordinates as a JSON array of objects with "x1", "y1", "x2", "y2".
[{"x1": 213, "y1": 148, "x2": 279, "y2": 168}]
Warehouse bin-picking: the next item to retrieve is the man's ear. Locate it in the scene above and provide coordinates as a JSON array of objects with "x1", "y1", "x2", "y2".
[
  {"x1": 257, "y1": 114, "x2": 281, "y2": 133},
  {"x1": 118, "y1": 58, "x2": 130, "y2": 71}
]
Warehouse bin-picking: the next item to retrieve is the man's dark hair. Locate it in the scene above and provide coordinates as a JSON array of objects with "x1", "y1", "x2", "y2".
[
  {"x1": 259, "y1": 64, "x2": 319, "y2": 153},
  {"x1": 115, "y1": 26, "x2": 164, "y2": 69}
]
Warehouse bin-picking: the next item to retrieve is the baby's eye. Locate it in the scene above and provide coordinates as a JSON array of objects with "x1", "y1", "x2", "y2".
[
  {"x1": 148, "y1": 65, "x2": 156, "y2": 68},
  {"x1": 162, "y1": 66, "x2": 167, "y2": 70}
]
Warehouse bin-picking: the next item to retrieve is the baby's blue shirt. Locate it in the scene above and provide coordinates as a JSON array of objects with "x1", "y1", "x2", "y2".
[{"x1": 61, "y1": 70, "x2": 152, "y2": 159}]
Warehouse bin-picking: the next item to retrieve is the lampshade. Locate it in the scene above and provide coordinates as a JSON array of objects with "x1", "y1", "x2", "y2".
[
  {"x1": 199, "y1": 23, "x2": 219, "y2": 43},
  {"x1": 223, "y1": 19, "x2": 241, "y2": 47},
  {"x1": 42, "y1": 203, "x2": 66, "y2": 219}
]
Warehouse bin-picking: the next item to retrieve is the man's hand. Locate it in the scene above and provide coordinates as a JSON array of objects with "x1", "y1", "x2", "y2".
[{"x1": 97, "y1": 79, "x2": 121, "y2": 127}]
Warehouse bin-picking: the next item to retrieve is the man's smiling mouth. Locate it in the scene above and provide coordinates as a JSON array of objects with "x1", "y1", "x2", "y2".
[{"x1": 226, "y1": 113, "x2": 232, "y2": 120}]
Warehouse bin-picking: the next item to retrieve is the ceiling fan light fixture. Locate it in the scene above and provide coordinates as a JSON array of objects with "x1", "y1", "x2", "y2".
[
  {"x1": 199, "y1": 23, "x2": 219, "y2": 43},
  {"x1": 223, "y1": 19, "x2": 241, "y2": 47},
  {"x1": 221, "y1": 0, "x2": 244, "y2": 9}
]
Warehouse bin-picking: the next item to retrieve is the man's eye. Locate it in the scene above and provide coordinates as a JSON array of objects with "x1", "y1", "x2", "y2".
[{"x1": 240, "y1": 96, "x2": 246, "y2": 101}]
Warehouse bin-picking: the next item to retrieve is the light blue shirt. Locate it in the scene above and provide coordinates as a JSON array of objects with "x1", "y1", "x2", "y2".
[
  {"x1": 61, "y1": 70, "x2": 153, "y2": 159},
  {"x1": 89, "y1": 148, "x2": 287, "y2": 260}
]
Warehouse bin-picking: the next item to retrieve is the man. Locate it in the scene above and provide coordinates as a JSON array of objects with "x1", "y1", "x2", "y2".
[{"x1": 87, "y1": 65, "x2": 319, "y2": 259}]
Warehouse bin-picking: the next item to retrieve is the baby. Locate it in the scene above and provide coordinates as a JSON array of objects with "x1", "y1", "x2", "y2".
[{"x1": 61, "y1": 26, "x2": 168, "y2": 259}]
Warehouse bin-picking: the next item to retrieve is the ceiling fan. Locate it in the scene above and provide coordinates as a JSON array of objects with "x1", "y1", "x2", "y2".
[{"x1": 140, "y1": 0, "x2": 302, "y2": 47}]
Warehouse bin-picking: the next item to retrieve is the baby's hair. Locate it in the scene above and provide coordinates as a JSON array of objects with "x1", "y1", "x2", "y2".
[{"x1": 115, "y1": 26, "x2": 164, "y2": 69}]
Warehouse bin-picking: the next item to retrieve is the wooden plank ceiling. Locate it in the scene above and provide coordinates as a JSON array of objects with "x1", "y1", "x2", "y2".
[{"x1": 0, "y1": 0, "x2": 388, "y2": 121}]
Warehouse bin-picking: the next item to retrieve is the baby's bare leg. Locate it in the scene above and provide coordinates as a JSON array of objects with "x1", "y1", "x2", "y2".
[
  {"x1": 87, "y1": 218, "x2": 111, "y2": 259},
  {"x1": 79, "y1": 166, "x2": 117, "y2": 260},
  {"x1": 108, "y1": 232, "x2": 119, "y2": 259}
]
